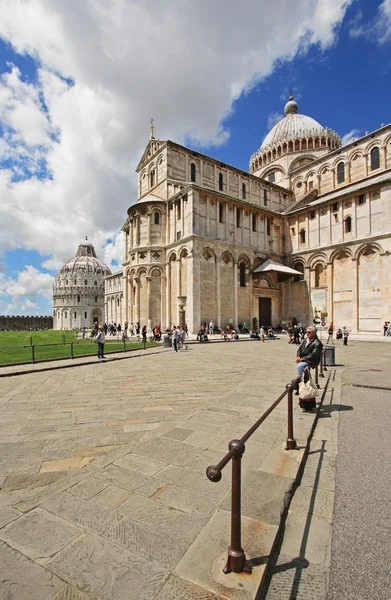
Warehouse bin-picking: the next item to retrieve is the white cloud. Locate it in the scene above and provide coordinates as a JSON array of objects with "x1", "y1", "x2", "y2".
[
  {"x1": 0, "y1": 266, "x2": 53, "y2": 301},
  {"x1": 0, "y1": 0, "x2": 352, "y2": 305},
  {"x1": 341, "y1": 128, "x2": 360, "y2": 146},
  {"x1": 349, "y1": 1, "x2": 391, "y2": 43}
]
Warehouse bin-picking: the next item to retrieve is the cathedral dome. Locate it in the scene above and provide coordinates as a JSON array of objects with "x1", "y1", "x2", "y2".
[
  {"x1": 59, "y1": 242, "x2": 111, "y2": 277},
  {"x1": 261, "y1": 97, "x2": 325, "y2": 150}
]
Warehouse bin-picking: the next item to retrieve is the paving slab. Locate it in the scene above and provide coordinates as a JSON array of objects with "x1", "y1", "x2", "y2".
[
  {"x1": 0, "y1": 507, "x2": 82, "y2": 563},
  {"x1": 46, "y1": 532, "x2": 168, "y2": 600}
]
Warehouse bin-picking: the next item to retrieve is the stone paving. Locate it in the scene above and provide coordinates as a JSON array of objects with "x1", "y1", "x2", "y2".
[{"x1": 0, "y1": 338, "x2": 388, "y2": 599}]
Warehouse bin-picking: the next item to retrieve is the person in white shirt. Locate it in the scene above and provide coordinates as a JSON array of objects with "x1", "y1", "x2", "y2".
[{"x1": 95, "y1": 326, "x2": 105, "y2": 359}]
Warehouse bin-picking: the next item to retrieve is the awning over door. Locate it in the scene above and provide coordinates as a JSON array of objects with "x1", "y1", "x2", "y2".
[{"x1": 253, "y1": 259, "x2": 303, "y2": 281}]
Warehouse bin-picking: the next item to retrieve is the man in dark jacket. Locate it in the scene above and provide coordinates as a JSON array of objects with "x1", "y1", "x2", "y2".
[{"x1": 295, "y1": 326, "x2": 323, "y2": 378}]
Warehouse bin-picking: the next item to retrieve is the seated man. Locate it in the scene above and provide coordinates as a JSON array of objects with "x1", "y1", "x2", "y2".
[{"x1": 295, "y1": 326, "x2": 323, "y2": 381}]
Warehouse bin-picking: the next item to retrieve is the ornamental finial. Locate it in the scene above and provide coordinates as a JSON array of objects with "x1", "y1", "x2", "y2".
[{"x1": 150, "y1": 118, "x2": 155, "y2": 139}]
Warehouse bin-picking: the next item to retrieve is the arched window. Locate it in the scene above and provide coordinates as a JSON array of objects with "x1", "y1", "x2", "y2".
[
  {"x1": 65, "y1": 279, "x2": 68, "y2": 285},
  {"x1": 150, "y1": 169, "x2": 156, "y2": 187},
  {"x1": 94, "y1": 280, "x2": 97, "y2": 286},
  {"x1": 337, "y1": 162, "x2": 345, "y2": 184},
  {"x1": 190, "y1": 163, "x2": 196, "y2": 183},
  {"x1": 64, "y1": 312, "x2": 67, "y2": 319},
  {"x1": 293, "y1": 263, "x2": 304, "y2": 283},
  {"x1": 242, "y1": 182, "x2": 246, "y2": 200},
  {"x1": 154, "y1": 211, "x2": 160, "y2": 225},
  {"x1": 239, "y1": 263, "x2": 246, "y2": 287},
  {"x1": 77, "y1": 295, "x2": 80, "y2": 303},
  {"x1": 94, "y1": 296, "x2": 98, "y2": 303},
  {"x1": 300, "y1": 229, "x2": 306, "y2": 244},
  {"x1": 344, "y1": 216, "x2": 352, "y2": 233},
  {"x1": 370, "y1": 147, "x2": 380, "y2": 171},
  {"x1": 84, "y1": 279, "x2": 87, "y2": 285},
  {"x1": 218, "y1": 172, "x2": 224, "y2": 191}
]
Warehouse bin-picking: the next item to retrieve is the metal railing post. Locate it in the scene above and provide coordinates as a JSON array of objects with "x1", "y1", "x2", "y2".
[
  {"x1": 223, "y1": 440, "x2": 252, "y2": 575},
  {"x1": 32, "y1": 345, "x2": 35, "y2": 363},
  {"x1": 70, "y1": 343, "x2": 74, "y2": 359},
  {"x1": 285, "y1": 383, "x2": 297, "y2": 450},
  {"x1": 123, "y1": 340, "x2": 126, "y2": 352},
  {"x1": 323, "y1": 348, "x2": 328, "y2": 372},
  {"x1": 315, "y1": 364, "x2": 320, "y2": 389},
  {"x1": 319, "y1": 349, "x2": 325, "y2": 378}
]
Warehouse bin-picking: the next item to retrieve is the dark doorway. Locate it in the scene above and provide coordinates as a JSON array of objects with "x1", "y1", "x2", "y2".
[{"x1": 259, "y1": 297, "x2": 272, "y2": 327}]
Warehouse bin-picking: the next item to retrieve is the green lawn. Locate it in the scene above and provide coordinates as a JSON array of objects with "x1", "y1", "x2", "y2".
[{"x1": 0, "y1": 330, "x2": 160, "y2": 366}]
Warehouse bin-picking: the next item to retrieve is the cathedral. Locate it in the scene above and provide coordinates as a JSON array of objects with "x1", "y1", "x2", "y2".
[{"x1": 103, "y1": 97, "x2": 391, "y2": 335}]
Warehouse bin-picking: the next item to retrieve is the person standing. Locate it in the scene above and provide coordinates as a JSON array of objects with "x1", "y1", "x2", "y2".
[
  {"x1": 142, "y1": 325, "x2": 147, "y2": 343},
  {"x1": 95, "y1": 326, "x2": 105, "y2": 359},
  {"x1": 342, "y1": 326, "x2": 349, "y2": 346},
  {"x1": 327, "y1": 323, "x2": 334, "y2": 344},
  {"x1": 260, "y1": 326, "x2": 265, "y2": 342}
]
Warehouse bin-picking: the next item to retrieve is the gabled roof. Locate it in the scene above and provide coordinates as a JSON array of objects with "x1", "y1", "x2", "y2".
[{"x1": 136, "y1": 139, "x2": 167, "y2": 172}]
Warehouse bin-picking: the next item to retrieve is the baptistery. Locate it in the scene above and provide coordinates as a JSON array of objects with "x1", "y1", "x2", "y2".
[{"x1": 53, "y1": 241, "x2": 111, "y2": 330}]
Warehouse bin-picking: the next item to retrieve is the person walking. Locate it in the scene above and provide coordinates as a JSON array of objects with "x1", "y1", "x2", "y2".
[
  {"x1": 142, "y1": 325, "x2": 147, "y2": 343},
  {"x1": 95, "y1": 326, "x2": 105, "y2": 359},
  {"x1": 173, "y1": 326, "x2": 182, "y2": 352},
  {"x1": 342, "y1": 326, "x2": 349, "y2": 346}
]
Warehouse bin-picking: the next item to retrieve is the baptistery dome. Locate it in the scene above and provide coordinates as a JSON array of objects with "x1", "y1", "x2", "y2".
[
  {"x1": 53, "y1": 241, "x2": 111, "y2": 330},
  {"x1": 60, "y1": 242, "x2": 111, "y2": 277}
]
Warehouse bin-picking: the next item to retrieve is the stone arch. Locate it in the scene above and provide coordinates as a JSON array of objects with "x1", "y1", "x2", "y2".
[
  {"x1": 309, "y1": 253, "x2": 328, "y2": 270},
  {"x1": 167, "y1": 251, "x2": 178, "y2": 263},
  {"x1": 237, "y1": 253, "x2": 251, "y2": 266},
  {"x1": 354, "y1": 242, "x2": 383, "y2": 261},
  {"x1": 365, "y1": 140, "x2": 382, "y2": 154},
  {"x1": 254, "y1": 275, "x2": 273, "y2": 288},
  {"x1": 319, "y1": 164, "x2": 331, "y2": 175},
  {"x1": 289, "y1": 155, "x2": 317, "y2": 173},
  {"x1": 331, "y1": 156, "x2": 347, "y2": 169},
  {"x1": 179, "y1": 246, "x2": 189, "y2": 259},
  {"x1": 330, "y1": 247, "x2": 353, "y2": 264},
  {"x1": 201, "y1": 246, "x2": 216, "y2": 262},
  {"x1": 348, "y1": 149, "x2": 364, "y2": 162},
  {"x1": 220, "y1": 250, "x2": 235, "y2": 266},
  {"x1": 291, "y1": 259, "x2": 305, "y2": 282}
]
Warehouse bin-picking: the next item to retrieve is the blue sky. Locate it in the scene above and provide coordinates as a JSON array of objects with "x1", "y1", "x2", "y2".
[{"x1": 0, "y1": 0, "x2": 390, "y2": 316}]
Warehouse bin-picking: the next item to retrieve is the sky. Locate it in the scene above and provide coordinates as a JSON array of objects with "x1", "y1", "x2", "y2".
[{"x1": 0, "y1": 0, "x2": 390, "y2": 316}]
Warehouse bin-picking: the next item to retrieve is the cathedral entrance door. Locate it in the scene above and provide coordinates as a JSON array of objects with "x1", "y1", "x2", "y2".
[{"x1": 259, "y1": 297, "x2": 271, "y2": 327}]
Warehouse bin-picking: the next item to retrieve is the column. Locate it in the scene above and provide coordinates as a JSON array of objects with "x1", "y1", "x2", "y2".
[
  {"x1": 147, "y1": 213, "x2": 152, "y2": 245},
  {"x1": 249, "y1": 267, "x2": 253, "y2": 328},
  {"x1": 327, "y1": 262, "x2": 333, "y2": 326},
  {"x1": 225, "y1": 203, "x2": 229, "y2": 241},
  {"x1": 123, "y1": 275, "x2": 128, "y2": 323},
  {"x1": 129, "y1": 278, "x2": 134, "y2": 325},
  {"x1": 305, "y1": 215, "x2": 309, "y2": 249},
  {"x1": 146, "y1": 276, "x2": 152, "y2": 336},
  {"x1": 351, "y1": 258, "x2": 359, "y2": 333},
  {"x1": 367, "y1": 192, "x2": 371, "y2": 235},
  {"x1": 328, "y1": 207, "x2": 332, "y2": 244},
  {"x1": 181, "y1": 196, "x2": 185, "y2": 238},
  {"x1": 166, "y1": 205, "x2": 171, "y2": 244},
  {"x1": 135, "y1": 215, "x2": 140, "y2": 246},
  {"x1": 295, "y1": 218, "x2": 299, "y2": 251},
  {"x1": 130, "y1": 219, "x2": 134, "y2": 248},
  {"x1": 206, "y1": 196, "x2": 210, "y2": 237},
  {"x1": 160, "y1": 274, "x2": 166, "y2": 329},
  {"x1": 233, "y1": 261, "x2": 238, "y2": 328},
  {"x1": 166, "y1": 262, "x2": 171, "y2": 329},
  {"x1": 381, "y1": 145, "x2": 386, "y2": 168},
  {"x1": 216, "y1": 257, "x2": 221, "y2": 328},
  {"x1": 317, "y1": 211, "x2": 321, "y2": 247},
  {"x1": 134, "y1": 277, "x2": 140, "y2": 326},
  {"x1": 352, "y1": 198, "x2": 357, "y2": 238},
  {"x1": 306, "y1": 265, "x2": 312, "y2": 325},
  {"x1": 346, "y1": 161, "x2": 351, "y2": 184},
  {"x1": 364, "y1": 154, "x2": 368, "y2": 177}
]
